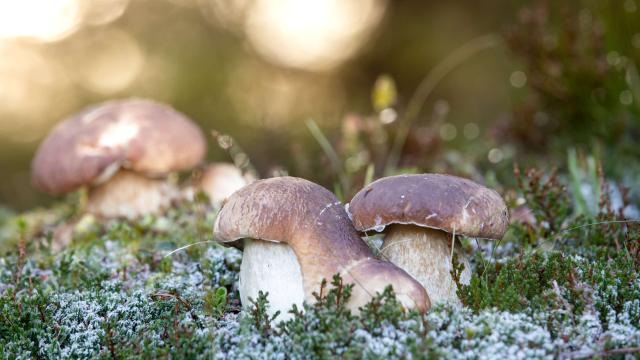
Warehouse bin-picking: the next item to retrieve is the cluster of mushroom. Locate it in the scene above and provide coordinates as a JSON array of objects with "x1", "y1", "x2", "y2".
[
  {"x1": 31, "y1": 98, "x2": 250, "y2": 219},
  {"x1": 214, "y1": 174, "x2": 509, "y2": 319},
  {"x1": 31, "y1": 98, "x2": 509, "y2": 319},
  {"x1": 213, "y1": 177, "x2": 430, "y2": 320}
]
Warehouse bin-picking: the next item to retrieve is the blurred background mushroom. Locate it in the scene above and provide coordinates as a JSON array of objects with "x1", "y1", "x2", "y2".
[
  {"x1": 510, "y1": 204, "x2": 536, "y2": 226},
  {"x1": 1, "y1": 0, "x2": 639, "y2": 213},
  {"x1": 31, "y1": 98, "x2": 206, "y2": 219}
]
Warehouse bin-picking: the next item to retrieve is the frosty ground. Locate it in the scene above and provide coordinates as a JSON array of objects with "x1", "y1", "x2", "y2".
[{"x1": 1, "y1": 180, "x2": 639, "y2": 360}]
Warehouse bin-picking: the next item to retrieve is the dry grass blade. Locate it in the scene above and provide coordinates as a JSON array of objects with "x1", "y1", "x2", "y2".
[
  {"x1": 306, "y1": 119, "x2": 350, "y2": 197},
  {"x1": 386, "y1": 34, "x2": 501, "y2": 172}
]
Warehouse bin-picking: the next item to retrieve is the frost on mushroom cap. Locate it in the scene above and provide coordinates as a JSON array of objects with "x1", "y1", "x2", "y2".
[
  {"x1": 31, "y1": 98, "x2": 206, "y2": 195},
  {"x1": 348, "y1": 174, "x2": 509, "y2": 239}
]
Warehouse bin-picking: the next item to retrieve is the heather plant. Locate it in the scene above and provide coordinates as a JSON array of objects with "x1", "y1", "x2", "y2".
[
  {"x1": 2, "y1": 4, "x2": 640, "y2": 355},
  {"x1": 456, "y1": 160, "x2": 640, "y2": 358},
  {"x1": 498, "y1": 0, "x2": 640, "y2": 198},
  {"x1": 503, "y1": 0, "x2": 640, "y2": 150},
  {"x1": 2, "y1": 1, "x2": 640, "y2": 358},
  {"x1": 2, "y1": 113, "x2": 639, "y2": 359},
  {"x1": 0, "y1": 186, "x2": 639, "y2": 358}
]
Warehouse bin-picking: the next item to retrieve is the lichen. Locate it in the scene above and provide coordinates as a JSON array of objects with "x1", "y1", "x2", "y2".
[{"x1": 0, "y1": 186, "x2": 639, "y2": 359}]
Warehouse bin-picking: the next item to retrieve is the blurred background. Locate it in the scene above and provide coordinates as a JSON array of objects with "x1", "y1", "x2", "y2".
[{"x1": 1, "y1": 0, "x2": 639, "y2": 210}]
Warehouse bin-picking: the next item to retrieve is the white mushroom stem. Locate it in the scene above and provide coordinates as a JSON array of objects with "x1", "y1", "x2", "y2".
[
  {"x1": 239, "y1": 239, "x2": 305, "y2": 322},
  {"x1": 380, "y1": 224, "x2": 471, "y2": 305},
  {"x1": 86, "y1": 170, "x2": 180, "y2": 219}
]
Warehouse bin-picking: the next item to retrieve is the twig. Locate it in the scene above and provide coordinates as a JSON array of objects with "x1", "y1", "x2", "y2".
[
  {"x1": 150, "y1": 291, "x2": 192, "y2": 311},
  {"x1": 105, "y1": 319, "x2": 117, "y2": 359},
  {"x1": 306, "y1": 119, "x2": 350, "y2": 196},
  {"x1": 210, "y1": 130, "x2": 259, "y2": 179},
  {"x1": 450, "y1": 226, "x2": 456, "y2": 263},
  {"x1": 163, "y1": 240, "x2": 218, "y2": 258},
  {"x1": 540, "y1": 219, "x2": 640, "y2": 254},
  {"x1": 551, "y1": 280, "x2": 573, "y2": 320}
]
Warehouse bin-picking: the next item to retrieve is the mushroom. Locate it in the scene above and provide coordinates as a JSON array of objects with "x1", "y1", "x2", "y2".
[
  {"x1": 214, "y1": 176, "x2": 429, "y2": 320},
  {"x1": 348, "y1": 174, "x2": 509, "y2": 304},
  {"x1": 31, "y1": 98, "x2": 206, "y2": 219},
  {"x1": 197, "y1": 163, "x2": 255, "y2": 206},
  {"x1": 510, "y1": 205, "x2": 536, "y2": 226}
]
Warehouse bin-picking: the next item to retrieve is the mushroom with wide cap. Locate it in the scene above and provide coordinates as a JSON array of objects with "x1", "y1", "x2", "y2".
[
  {"x1": 348, "y1": 174, "x2": 509, "y2": 304},
  {"x1": 31, "y1": 98, "x2": 206, "y2": 219},
  {"x1": 213, "y1": 176, "x2": 429, "y2": 320}
]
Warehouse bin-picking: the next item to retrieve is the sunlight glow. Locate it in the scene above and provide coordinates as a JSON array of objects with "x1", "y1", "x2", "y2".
[
  {"x1": 97, "y1": 119, "x2": 141, "y2": 148},
  {"x1": 74, "y1": 29, "x2": 145, "y2": 94},
  {"x1": 82, "y1": 0, "x2": 130, "y2": 26},
  {"x1": 244, "y1": 0, "x2": 386, "y2": 71},
  {"x1": 0, "y1": 43, "x2": 78, "y2": 143},
  {"x1": 199, "y1": 0, "x2": 253, "y2": 30},
  {"x1": 0, "y1": 0, "x2": 83, "y2": 42},
  {"x1": 227, "y1": 60, "x2": 346, "y2": 127}
]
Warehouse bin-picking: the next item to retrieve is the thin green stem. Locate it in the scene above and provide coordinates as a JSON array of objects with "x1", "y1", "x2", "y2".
[
  {"x1": 385, "y1": 34, "x2": 502, "y2": 173},
  {"x1": 306, "y1": 119, "x2": 350, "y2": 196}
]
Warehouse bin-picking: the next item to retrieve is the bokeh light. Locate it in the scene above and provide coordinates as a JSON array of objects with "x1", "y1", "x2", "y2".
[
  {"x1": 227, "y1": 59, "x2": 345, "y2": 127},
  {"x1": 199, "y1": 0, "x2": 253, "y2": 30},
  {"x1": 0, "y1": 0, "x2": 83, "y2": 42},
  {"x1": 0, "y1": 42, "x2": 78, "y2": 143},
  {"x1": 439, "y1": 123, "x2": 457, "y2": 141},
  {"x1": 434, "y1": 100, "x2": 450, "y2": 116},
  {"x1": 0, "y1": 1, "x2": 552, "y2": 210},
  {"x1": 71, "y1": 29, "x2": 145, "y2": 94},
  {"x1": 509, "y1": 70, "x2": 527, "y2": 88},
  {"x1": 487, "y1": 148, "x2": 504, "y2": 163},
  {"x1": 463, "y1": 123, "x2": 480, "y2": 140},
  {"x1": 624, "y1": 0, "x2": 637, "y2": 13},
  {"x1": 379, "y1": 108, "x2": 397, "y2": 124},
  {"x1": 81, "y1": 0, "x2": 130, "y2": 26},
  {"x1": 620, "y1": 90, "x2": 634, "y2": 105},
  {"x1": 243, "y1": 0, "x2": 387, "y2": 71}
]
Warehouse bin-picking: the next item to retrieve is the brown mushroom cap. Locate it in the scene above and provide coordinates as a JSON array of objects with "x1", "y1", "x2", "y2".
[
  {"x1": 31, "y1": 98, "x2": 206, "y2": 195},
  {"x1": 348, "y1": 174, "x2": 509, "y2": 239},
  {"x1": 214, "y1": 176, "x2": 430, "y2": 311},
  {"x1": 214, "y1": 177, "x2": 371, "y2": 260}
]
